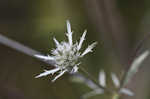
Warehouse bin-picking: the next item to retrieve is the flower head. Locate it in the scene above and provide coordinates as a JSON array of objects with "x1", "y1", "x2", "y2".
[
  {"x1": 35, "y1": 20, "x2": 97, "y2": 82},
  {"x1": 71, "y1": 70, "x2": 134, "y2": 99}
]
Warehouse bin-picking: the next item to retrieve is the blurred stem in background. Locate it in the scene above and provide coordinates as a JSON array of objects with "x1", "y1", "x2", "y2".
[
  {"x1": 85, "y1": 0, "x2": 130, "y2": 66},
  {"x1": 84, "y1": 0, "x2": 150, "y2": 99},
  {"x1": 112, "y1": 93, "x2": 120, "y2": 99}
]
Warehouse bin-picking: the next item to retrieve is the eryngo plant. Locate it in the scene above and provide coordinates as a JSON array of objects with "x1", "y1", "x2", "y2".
[
  {"x1": 71, "y1": 50, "x2": 149, "y2": 99},
  {"x1": 0, "y1": 20, "x2": 149, "y2": 99},
  {"x1": 72, "y1": 70, "x2": 134, "y2": 99},
  {"x1": 35, "y1": 20, "x2": 97, "y2": 82}
]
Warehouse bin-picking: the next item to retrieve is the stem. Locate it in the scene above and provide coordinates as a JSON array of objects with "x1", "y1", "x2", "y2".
[
  {"x1": 80, "y1": 66, "x2": 112, "y2": 93},
  {"x1": 112, "y1": 93, "x2": 120, "y2": 99},
  {"x1": 0, "y1": 34, "x2": 113, "y2": 93},
  {"x1": 0, "y1": 34, "x2": 54, "y2": 65}
]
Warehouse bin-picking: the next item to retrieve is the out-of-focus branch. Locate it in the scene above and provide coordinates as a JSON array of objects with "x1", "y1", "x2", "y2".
[
  {"x1": 0, "y1": 34, "x2": 55, "y2": 65},
  {"x1": 84, "y1": 1, "x2": 150, "y2": 99},
  {"x1": 0, "y1": 34, "x2": 40, "y2": 56},
  {"x1": 0, "y1": 84, "x2": 25, "y2": 99},
  {"x1": 85, "y1": 0, "x2": 131, "y2": 66}
]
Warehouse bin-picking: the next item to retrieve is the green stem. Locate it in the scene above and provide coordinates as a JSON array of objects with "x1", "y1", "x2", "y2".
[
  {"x1": 112, "y1": 93, "x2": 120, "y2": 99},
  {"x1": 80, "y1": 67, "x2": 113, "y2": 93}
]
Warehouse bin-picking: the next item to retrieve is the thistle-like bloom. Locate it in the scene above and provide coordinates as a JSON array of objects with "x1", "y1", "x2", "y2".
[
  {"x1": 71, "y1": 51, "x2": 150, "y2": 98},
  {"x1": 35, "y1": 20, "x2": 97, "y2": 82},
  {"x1": 72, "y1": 70, "x2": 134, "y2": 99}
]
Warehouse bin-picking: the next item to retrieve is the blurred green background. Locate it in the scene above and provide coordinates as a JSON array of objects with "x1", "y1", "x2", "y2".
[{"x1": 0, "y1": 0, "x2": 150, "y2": 99}]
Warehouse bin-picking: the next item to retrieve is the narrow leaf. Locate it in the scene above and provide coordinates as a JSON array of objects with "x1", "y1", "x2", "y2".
[
  {"x1": 35, "y1": 68, "x2": 60, "y2": 78},
  {"x1": 71, "y1": 74, "x2": 99, "y2": 90},
  {"x1": 34, "y1": 54, "x2": 54, "y2": 60},
  {"x1": 124, "y1": 51, "x2": 149, "y2": 85},
  {"x1": 119, "y1": 88, "x2": 134, "y2": 96},
  {"x1": 81, "y1": 42, "x2": 97, "y2": 57},
  {"x1": 111, "y1": 73, "x2": 120, "y2": 88},
  {"x1": 78, "y1": 30, "x2": 87, "y2": 50},
  {"x1": 82, "y1": 89, "x2": 104, "y2": 99},
  {"x1": 98, "y1": 70, "x2": 106, "y2": 87},
  {"x1": 66, "y1": 20, "x2": 73, "y2": 46},
  {"x1": 53, "y1": 37, "x2": 60, "y2": 47},
  {"x1": 52, "y1": 69, "x2": 67, "y2": 82}
]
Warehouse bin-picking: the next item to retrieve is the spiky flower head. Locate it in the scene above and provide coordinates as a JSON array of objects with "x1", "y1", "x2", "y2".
[
  {"x1": 35, "y1": 20, "x2": 97, "y2": 82},
  {"x1": 71, "y1": 51, "x2": 149, "y2": 98},
  {"x1": 71, "y1": 70, "x2": 134, "y2": 99}
]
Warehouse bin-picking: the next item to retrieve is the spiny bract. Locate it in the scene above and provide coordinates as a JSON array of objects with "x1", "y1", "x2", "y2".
[{"x1": 35, "y1": 20, "x2": 97, "y2": 82}]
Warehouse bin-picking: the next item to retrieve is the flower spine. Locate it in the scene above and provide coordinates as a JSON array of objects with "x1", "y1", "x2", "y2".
[{"x1": 35, "y1": 20, "x2": 97, "y2": 82}]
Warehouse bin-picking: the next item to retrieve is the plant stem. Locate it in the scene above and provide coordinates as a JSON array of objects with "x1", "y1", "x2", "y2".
[
  {"x1": 0, "y1": 34, "x2": 55, "y2": 65},
  {"x1": 0, "y1": 34, "x2": 113, "y2": 94},
  {"x1": 80, "y1": 66, "x2": 113, "y2": 93},
  {"x1": 112, "y1": 93, "x2": 120, "y2": 99}
]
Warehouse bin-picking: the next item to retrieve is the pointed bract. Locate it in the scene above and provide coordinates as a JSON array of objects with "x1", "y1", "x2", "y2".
[
  {"x1": 81, "y1": 42, "x2": 97, "y2": 57},
  {"x1": 34, "y1": 54, "x2": 54, "y2": 60},
  {"x1": 124, "y1": 51, "x2": 149, "y2": 85},
  {"x1": 66, "y1": 20, "x2": 73, "y2": 46},
  {"x1": 35, "y1": 68, "x2": 60, "y2": 78},
  {"x1": 98, "y1": 70, "x2": 106, "y2": 87},
  {"x1": 111, "y1": 73, "x2": 120, "y2": 88},
  {"x1": 53, "y1": 37, "x2": 60, "y2": 47},
  {"x1": 71, "y1": 65, "x2": 79, "y2": 73},
  {"x1": 78, "y1": 30, "x2": 87, "y2": 50},
  {"x1": 66, "y1": 20, "x2": 72, "y2": 35},
  {"x1": 120, "y1": 88, "x2": 134, "y2": 96},
  {"x1": 52, "y1": 69, "x2": 67, "y2": 82}
]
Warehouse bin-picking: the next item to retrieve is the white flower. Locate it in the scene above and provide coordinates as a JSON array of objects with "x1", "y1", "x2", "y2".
[
  {"x1": 71, "y1": 51, "x2": 149, "y2": 98},
  {"x1": 35, "y1": 20, "x2": 97, "y2": 82},
  {"x1": 73, "y1": 70, "x2": 134, "y2": 98}
]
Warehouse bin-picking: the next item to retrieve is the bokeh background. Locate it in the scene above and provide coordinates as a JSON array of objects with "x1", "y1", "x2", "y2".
[{"x1": 0, "y1": 0, "x2": 150, "y2": 99}]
